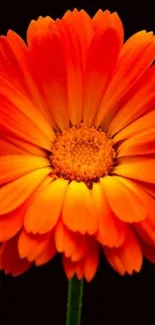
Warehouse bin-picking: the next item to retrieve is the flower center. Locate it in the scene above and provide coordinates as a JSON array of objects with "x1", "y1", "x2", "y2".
[{"x1": 50, "y1": 124, "x2": 116, "y2": 188}]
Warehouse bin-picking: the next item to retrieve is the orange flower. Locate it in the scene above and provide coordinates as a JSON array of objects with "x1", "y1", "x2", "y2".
[{"x1": 0, "y1": 8, "x2": 155, "y2": 281}]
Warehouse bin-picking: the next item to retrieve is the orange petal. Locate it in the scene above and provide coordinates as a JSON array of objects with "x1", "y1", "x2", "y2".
[
  {"x1": 50, "y1": 9, "x2": 94, "y2": 126},
  {"x1": 27, "y1": 18, "x2": 69, "y2": 130},
  {"x1": 114, "y1": 156, "x2": 155, "y2": 183},
  {"x1": 0, "y1": 235, "x2": 30, "y2": 276},
  {"x1": 135, "y1": 220, "x2": 155, "y2": 248},
  {"x1": 35, "y1": 236, "x2": 56, "y2": 266},
  {"x1": 0, "y1": 155, "x2": 49, "y2": 185},
  {"x1": 113, "y1": 176, "x2": 155, "y2": 205},
  {"x1": 140, "y1": 239, "x2": 155, "y2": 264},
  {"x1": 116, "y1": 177, "x2": 155, "y2": 236},
  {"x1": 133, "y1": 193, "x2": 155, "y2": 247},
  {"x1": 62, "y1": 181, "x2": 98, "y2": 235},
  {"x1": 56, "y1": 18, "x2": 83, "y2": 126},
  {"x1": 0, "y1": 31, "x2": 49, "y2": 119},
  {"x1": 26, "y1": 17, "x2": 56, "y2": 124},
  {"x1": 104, "y1": 229, "x2": 143, "y2": 275},
  {"x1": 94, "y1": 31, "x2": 155, "y2": 128},
  {"x1": 27, "y1": 16, "x2": 54, "y2": 44},
  {"x1": 113, "y1": 109, "x2": 155, "y2": 143},
  {"x1": 120, "y1": 30, "x2": 150, "y2": 56},
  {"x1": 117, "y1": 128, "x2": 155, "y2": 157},
  {"x1": 93, "y1": 9, "x2": 111, "y2": 27},
  {"x1": 61, "y1": 9, "x2": 94, "y2": 125},
  {"x1": 54, "y1": 220, "x2": 77, "y2": 257},
  {"x1": 63, "y1": 9, "x2": 94, "y2": 67},
  {"x1": 54, "y1": 220, "x2": 88, "y2": 261},
  {"x1": 92, "y1": 9, "x2": 124, "y2": 43},
  {"x1": 24, "y1": 178, "x2": 68, "y2": 234},
  {"x1": 0, "y1": 34, "x2": 29, "y2": 97},
  {"x1": 108, "y1": 65, "x2": 155, "y2": 136},
  {"x1": 71, "y1": 236, "x2": 88, "y2": 262},
  {"x1": 84, "y1": 240, "x2": 99, "y2": 282},
  {"x1": 101, "y1": 176, "x2": 146, "y2": 222},
  {"x1": 0, "y1": 86, "x2": 55, "y2": 150},
  {"x1": 75, "y1": 262, "x2": 85, "y2": 280},
  {"x1": 0, "y1": 203, "x2": 26, "y2": 241},
  {"x1": 0, "y1": 136, "x2": 46, "y2": 157},
  {"x1": 83, "y1": 24, "x2": 121, "y2": 127},
  {"x1": 18, "y1": 230, "x2": 51, "y2": 261},
  {"x1": 62, "y1": 255, "x2": 82, "y2": 280},
  {"x1": 92, "y1": 182, "x2": 126, "y2": 247},
  {"x1": 0, "y1": 167, "x2": 51, "y2": 214},
  {"x1": 63, "y1": 239, "x2": 99, "y2": 282},
  {"x1": 137, "y1": 182, "x2": 155, "y2": 198}
]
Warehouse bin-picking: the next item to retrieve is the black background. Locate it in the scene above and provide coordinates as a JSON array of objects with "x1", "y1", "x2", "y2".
[{"x1": 0, "y1": 1, "x2": 155, "y2": 324}]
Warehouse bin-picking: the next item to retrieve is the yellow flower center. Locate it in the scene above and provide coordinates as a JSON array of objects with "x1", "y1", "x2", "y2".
[{"x1": 50, "y1": 124, "x2": 116, "y2": 188}]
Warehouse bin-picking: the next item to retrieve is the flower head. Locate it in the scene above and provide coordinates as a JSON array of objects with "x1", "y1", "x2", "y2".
[{"x1": 0, "y1": 9, "x2": 155, "y2": 281}]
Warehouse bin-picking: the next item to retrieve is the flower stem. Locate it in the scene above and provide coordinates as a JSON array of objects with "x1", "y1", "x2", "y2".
[{"x1": 66, "y1": 276, "x2": 84, "y2": 325}]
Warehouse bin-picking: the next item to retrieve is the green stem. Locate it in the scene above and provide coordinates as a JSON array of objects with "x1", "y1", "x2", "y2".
[{"x1": 66, "y1": 276, "x2": 84, "y2": 325}]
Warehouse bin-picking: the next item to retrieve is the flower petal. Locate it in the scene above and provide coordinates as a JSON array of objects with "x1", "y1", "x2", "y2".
[
  {"x1": 35, "y1": 236, "x2": 56, "y2": 266},
  {"x1": 101, "y1": 176, "x2": 146, "y2": 222},
  {"x1": 0, "y1": 204, "x2": 26, "y2": 241},
  {"x1": 0, "y1": 136, "x2": 46, "y2": 157},
  {"x1": 62, "y1": 9, "x2": 94, "y2": 125},
  {"x1": 135, "y1": 220, "x2": 155, "y2": 248},
  {"x1": 83, "y1": 24, "x2": 121, "y2": 127},
  {"x1": 113, "y1": 110, "x2": 155, "y2": 143},
  {"x1": 18, "y1": 230, "x2": 51, "y2": 261},
  {"x1": 104, "y1": 229, "x2": 143, "y2": 275},
  {"x1": 0, "y1": 87, "x2": 55, "y2": 150},
  {"x1": 0, "y1": 236, "x2": 30, "y2": 276},
  {"x1": 133, "y1": 192, "x2": 155, "y2": 247},
  {"x1": 63, "y1": 239, "x2": 99, "y2": 281},
  {"x1": 117, "y1": 128, "x2": 155, "y2": 157},
  {"x1": 54, "y1": 220, "x2": 88, "y2": 261},
  {"x1": 0, "y1": 167, "x2": 51, "y2": 214},
  {"x1": 84, "y1": 240, "x2": 99, "y2": 282},
  {"x1": 63, "y1": 9, "x2": 94, "y2": 67},
  {"x1": 55, "y1": 18, "x2": 83, "y2": 126},
  {"x1": 138, "y1": 182, "x2": 155, "y2": 197},
  {"x1": 94, "y1": 31, "x2": 155, "y2": 128},
  {"x1": 140, "y1": 239, "x2": 155, "y2": 264},
  {"x1": 54, "y1": 220, "x2": 77, "y2": 257},
  {"x1": 27, "y1": 18, "x2": 69, "y2": 130},
  {"x1": 108, "y1": 66, "x2": 155, "y2": 136},
  {"x1": 63, "y1": 255, "x2": 81, "y2": 280},
  {"x1": 62, "y1": 181, "x2": 98, "y2": 235},
  {"x1": 114, "y1": 156, "x2": 155, "y2": 183},
  {"x1": 92, "y1": 182, "x2": 126, "y2": 247},
  {"x1": 24, "y1": 178, "x2": 68, "y2": 234},
  {"x1": 0, "y1": 155, "x2": 49, "y2": 185},
  {"x1": 0, "y1": 31, "x2": 47, "y2": 116},
  {"x1": 92, "y1": 9, "x2": 124, "y2": 43},
  {"x1": 71, "y1": 236, "x2": 88, "y2": 262}
]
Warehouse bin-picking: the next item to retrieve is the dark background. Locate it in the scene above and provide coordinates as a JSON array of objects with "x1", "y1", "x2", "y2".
[{"x1": 0, "y1": 0, "x2": 155, "y2": 324}]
